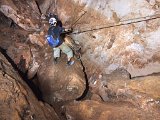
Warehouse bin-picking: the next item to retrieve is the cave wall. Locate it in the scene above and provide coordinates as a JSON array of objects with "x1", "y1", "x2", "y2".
[
  {"x1": 0, "y1": 52, "x2": 59, "y2": 120},
  {"x1": 47, "y1": 0, "x2": 160, "y2": 77},
  {"x1": 0, "y1": 1, "x2": 160, "y2": 119},
  {"x1": 0, "y1": 0, "x2": 41, "y2": 31},
  {"x1": 0, "y1": 0, "x2": 87, "y2": 103},
  {"x1": 1, "y1": 0, "x2": 160, "y2": 77}
]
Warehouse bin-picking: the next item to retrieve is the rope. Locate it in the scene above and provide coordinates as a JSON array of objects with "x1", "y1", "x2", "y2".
[
  {"x1": 72, "y1": 14, "x2": 160, "y2": 34},
  {"x1": 71, "y1": 10, "x2": 87, "y2": 28}
]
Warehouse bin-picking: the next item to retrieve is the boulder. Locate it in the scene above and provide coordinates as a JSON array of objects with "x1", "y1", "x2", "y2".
[
  {"x1": 36, "y1": 0, "x2": 54, "y2": 15},
  {"x1": 65, "y1": 100, "x2": 160, "y2": 120},
  {"x1": 105, "y1": 74, "x2": 160, "y2": 100},
  {"x1": 89, "y1": 68, "x2": 160, "y2": 104},
  {"x1": 37, "y1": 56, "x2": 86, "y2": 103}
]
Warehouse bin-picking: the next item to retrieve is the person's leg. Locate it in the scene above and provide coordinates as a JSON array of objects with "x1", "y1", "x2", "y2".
[
  {"x1": 53, "y1": 47, "x2": 60, "y2": 63},
  {"x1": 64, "y1": 35, "x2": 81, "y2": 59},
  {"x1": 59, "y1": 43, "x2": 74, "y2": 65}
]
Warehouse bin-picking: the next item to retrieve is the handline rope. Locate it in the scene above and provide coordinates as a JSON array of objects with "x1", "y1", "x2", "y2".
[
  {"x1": 72, "y1": 14, "x2": 160, "y2": 34},
  {"x1": 71, "y1": 10, "x2": 87, "y2": 28}
]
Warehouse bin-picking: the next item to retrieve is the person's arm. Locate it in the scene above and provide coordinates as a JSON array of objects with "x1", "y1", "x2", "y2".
[
  {"x1": 59, "y1": 26, "x2": 72, "y2": 33},
  {"x1": 64, "y1": 28, "x2": 72, "y2": 32},
  {"x1": 61, "y1": 27, "x2": 65, "y2": 33}
]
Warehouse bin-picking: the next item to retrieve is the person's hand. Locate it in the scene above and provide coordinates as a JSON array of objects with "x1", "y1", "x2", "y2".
[{"x1": 65, "y1": 28, "x2": 73, "y2": 32}]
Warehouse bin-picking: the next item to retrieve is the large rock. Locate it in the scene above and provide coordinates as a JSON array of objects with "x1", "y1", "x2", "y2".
[
  {"x1": 0, "y1": 0, "x2": 41, "y2": 31},
  {"x1": 0, "y1": 14, "x2": 32, "y2": 73},
  {"x1": 0, "y1": 52, "x2": 59, "y2": 120},
  {"x1": 37, "y1": 56, "x2": 86, "y2": 103},
  {"x1": 65, "y1": 100, "x2": 160, "y2": 120},
  {"x1": 89, "y1": 68, "x2": 160, "y2": 105},
  {"x1": 0, "y1": 13, "x2": 46, "y2": 78},
  {"x1": 36, "y1": 0, "x2": 54, "y2": 14},
  {"x1": 107, "y1": 75, "x2": 160, "y2": 99}
]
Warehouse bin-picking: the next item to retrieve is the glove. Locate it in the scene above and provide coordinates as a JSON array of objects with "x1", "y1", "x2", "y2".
[{"x1": 65, "y1": 28, "x2": 73, "y2": 32}]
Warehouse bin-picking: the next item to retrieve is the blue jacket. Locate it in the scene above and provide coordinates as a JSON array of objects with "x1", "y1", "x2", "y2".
[{"x1": 47, "y1": 25, "x2": 65, "y2": 47}]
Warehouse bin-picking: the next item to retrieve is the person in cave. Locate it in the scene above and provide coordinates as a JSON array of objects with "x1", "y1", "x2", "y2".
[{"x1": 46, "y1": 16, "x2": 75, "y2": 66}]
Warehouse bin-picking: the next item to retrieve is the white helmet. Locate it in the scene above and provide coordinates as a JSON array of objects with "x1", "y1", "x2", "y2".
[{"x1": 49, "y1": 17, "x2": 57, "y2": 26}]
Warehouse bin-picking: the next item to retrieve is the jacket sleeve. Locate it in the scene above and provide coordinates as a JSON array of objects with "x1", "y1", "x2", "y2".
[{"x1": 59, "y1": 26, "x2": 65, "y2": 33}]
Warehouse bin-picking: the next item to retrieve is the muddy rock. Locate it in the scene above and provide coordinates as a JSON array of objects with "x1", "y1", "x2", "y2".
[
  {"x1": 7, "y1": 43, "x2": 31, "y2": 72},
  {"x1": 0, "y1": 0, "x2": 41, "y2": 31},
  {"x1": 96, "y1": 73, "x2": 160, "y2": 111},
  {"x1": 65, "y1": 100, "x2": 160, "y2": 120},
  {"x1": 106, "y1": 74, "x2": 160, "y2": 100},
  {"x1": 37, "y1": 56, "x2": 86, "y2": 103},
  {"x1": 0, "y1": 14, "x2": 32, "y2": 73},
  {"x1": 36, "y1": 0, "x2": 54, "y2": 15},
  {"x1": 88, "y1": 68, "x2": 131, "y2": 101},
  {"x1": 89, "y1": 74, "x2": 110, "y2": 102},
  {"x1": 128, "y1": 75, "x2": 160, "y2": 99},
  {"x1": 0, "y1": 16, "x2": 28, "y2": 50},
  {"x1": 0, "y1": 13, "x2": 45, "y2": 78},
  {"x1": 89, "y1": 68, "x2": 160, "y2": 103},
  {"x1": 0, "y1": 52, "x2": 59, "y2": 120},
  {"x1": 28, "y1": 32, "x2": 46, "y2": 47},
  {"x1": 106, "y1": 68, "x2": 131, "y2": 81}
]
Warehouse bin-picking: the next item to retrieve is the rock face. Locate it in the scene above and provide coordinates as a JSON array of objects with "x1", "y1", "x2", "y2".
[
  {"x1": 0, "y1": 12, "x2": 31, "y2": 74},
  {"x1": 0, "y1": 8, "x2": 86, "y2": 104},
  {"x1": 65, "y1": 100, "x2": 160, "y2": 120},
  {"x1": 89, "y1": 68, "x2": 160, "y2": 101},
  {"x1": 41, "y1": 0, "x2": 160, "y2": 77},
  {"x1": 0, "y1": 52, "x2": 59, "y2": 120},
  {"x1": 0, "y1": 0, "x2": 41, "y2": 31},
  {"x1": 64, "y1": 73, "x2": 160, "y2": 120},
  {"x1": 37, "y1": 56, "x2": 86, "y2": 103},
  {"x1": 1, "y1": 0, "x2": 160, "y2": 120}
]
